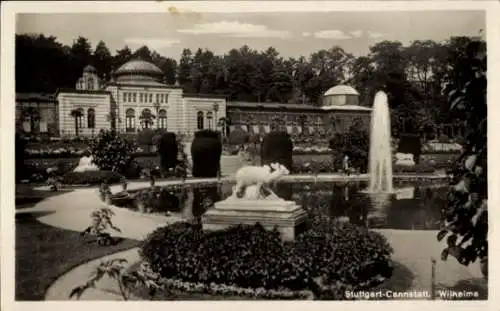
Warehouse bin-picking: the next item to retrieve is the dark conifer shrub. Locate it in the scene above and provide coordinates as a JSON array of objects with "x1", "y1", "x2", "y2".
[
  {"x1": 261, "y1": 131, "x2": 293, "y2": 172},
  {"x1": 157, "y1": 132, "x2": 178, "y2": 173},
  {"x1": 190, "y1": 130, "x2": 222, "y2": 177}
]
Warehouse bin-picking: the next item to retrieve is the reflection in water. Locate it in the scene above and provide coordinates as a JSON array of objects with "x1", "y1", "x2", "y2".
[{"x1": 160, "y1": 180, "x2": 447, "y2": 230}]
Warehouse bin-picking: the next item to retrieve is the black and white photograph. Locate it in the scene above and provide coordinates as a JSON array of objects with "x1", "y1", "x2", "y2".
[{"x1": 1, "y1": 0, "x2": 495, "y2": 307}]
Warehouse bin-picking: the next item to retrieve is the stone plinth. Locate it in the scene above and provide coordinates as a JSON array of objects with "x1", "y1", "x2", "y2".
[{"x1": 202, "y1": 199, "x2": 307, "y2": 241}]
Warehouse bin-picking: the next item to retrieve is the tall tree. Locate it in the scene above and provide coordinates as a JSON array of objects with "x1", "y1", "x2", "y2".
[
  {"x1": 132, "y1": 46, "x2": 153, "y2": 62},
  {"x1": 152, "y1": 51, "x2": 177, "y2": 84},
  {"x1": 113, "y1": 45, "x2": 132, "y2": 70},
  {"x1": 16, "y1": 34, "x2": 72, "y2": 92},
  {"x1": 178, "y1": 48, "x2": 193, "y2": 91},
  {"x1": 70, "y1": 36, "x2": 93, "y2": 81},
  {"x1": 93, "y1": 40, "x2": 113, "y2": 79}
]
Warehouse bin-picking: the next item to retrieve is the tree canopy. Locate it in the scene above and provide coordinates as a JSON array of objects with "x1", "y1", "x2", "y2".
[{"x1": 16, "y1": 33, "x2": 480, "y2": 135}]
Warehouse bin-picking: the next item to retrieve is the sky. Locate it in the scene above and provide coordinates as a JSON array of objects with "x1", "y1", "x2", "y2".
[{"x1": 16, "y1": 10, "x2": 484, "y2": 60}]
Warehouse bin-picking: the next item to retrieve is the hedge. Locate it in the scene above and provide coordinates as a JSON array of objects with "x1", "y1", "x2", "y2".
[
  {"x1": 157, "y1": 132, "x2": 178, "y2": 173},
  {"x1": 191, "y1": 130, "x2": 222, "y2": 178},
  {"x1": 261, "y1": 131, "x2": 294, "y2": 172}
]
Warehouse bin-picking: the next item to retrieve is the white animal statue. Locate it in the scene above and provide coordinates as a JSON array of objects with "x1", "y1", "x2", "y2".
[
  {"x1": 230, "y1": 163, "x2": 290, "y2": 200},
  {"x1": 73, "y1": 156, "x2": 100, "y2": 172},
  {"x1": 395, "y1": 152, "x2": 415, "y2": 166}
]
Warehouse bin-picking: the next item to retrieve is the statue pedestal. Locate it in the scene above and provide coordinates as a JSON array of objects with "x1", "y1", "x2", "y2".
[{"x1": 202, "y1": 199, "x2": 307, "y2": 242}]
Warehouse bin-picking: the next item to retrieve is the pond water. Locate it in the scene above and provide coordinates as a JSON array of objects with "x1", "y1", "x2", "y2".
[{"x1": 131, "y1": 179, "x2": 449, "y2": 231}]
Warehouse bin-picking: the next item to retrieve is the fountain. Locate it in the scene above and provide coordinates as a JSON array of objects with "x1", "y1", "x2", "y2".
[{"x1": 367, "y1": 91, "x2": 394, "y2": 193}]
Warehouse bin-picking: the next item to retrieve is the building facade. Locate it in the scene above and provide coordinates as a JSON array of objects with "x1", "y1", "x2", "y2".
[{"x1": 16, "y1": 59, "x2": 374, "y2": 139}]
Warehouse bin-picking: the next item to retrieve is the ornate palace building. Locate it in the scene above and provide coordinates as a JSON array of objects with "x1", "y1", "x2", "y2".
[{"x1": 16, "y1": 59, "x2": 379, "y2": 139}]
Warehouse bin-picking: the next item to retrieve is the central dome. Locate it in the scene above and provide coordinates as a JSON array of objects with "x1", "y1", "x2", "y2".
[
  {"x1": 114, "y1": 59, "x2": 164, "y2": 85},
  {"x1": 324, "y1": 85, "x2": 359, "y2": 96}
]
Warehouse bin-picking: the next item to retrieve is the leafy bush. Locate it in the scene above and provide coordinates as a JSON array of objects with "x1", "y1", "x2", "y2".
[
  {"x1": 121, "y1": 160, "x2": 142, "y2": 179},
  {"x1": 80, "y1": 207, "x2": 122, "y2": 246},
  {"x1": 61, "y1": 170, "x2": 123, "y2": 185},
  {"x1": 191, "y1": 130, "x2": 222, "y2": 178},
  {"x1": 261, "y1": 131, "x2": 293, "y2": 172},
  {"x1": 89, "y1": 130, "x2": 137, "y2": 173},
  {"x1": 329, "y1": 121, "x2": 369, "y2": 173},
  {"x1": 140, "y1": 221, "x2": 393, "y2": 297},
  {"x1": 157, "y1": 132, "x2": 178, "y2": 173}
]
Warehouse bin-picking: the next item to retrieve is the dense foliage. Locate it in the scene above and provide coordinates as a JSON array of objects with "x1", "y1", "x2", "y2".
[
  {"x1": 227, "y1": 129, "x2": 249, "y2": 146},
  {"x1": 261, "y1": 131, "x2": 294, "y2": 172},
  {"x1": 190, "y1": 130, "x2": 222, "y2": 178},
  {"x1": 16, "y1": 133, "x2": 27, "y2": 181},
  {"x1": 438, "y1": 38, "x2": 487, "y2": 276},
  {"x1": 140, "y1": 221, "x2": 393, "y2": 297},
  {"x1": 156, "y1": 132, "x2": 178, "y2": 173},
  {"x1": 397, "y1": 134, "x2": 422, "y2": 164},
  {"x1": 137, "y1": 129, "x2": 156, "y2": 152},
  {"x1": 328, "y1": 120, "x2": 369, "y2": 173},
  {"x1": 61, "y1": 170, "x2": 123, "y2": 185},
  {"x1": 17, "y1": 34, "x2": 478, "y2": 136},
  {"x1": 89, "y1": 129, "x2": 136, "y2": 173}
]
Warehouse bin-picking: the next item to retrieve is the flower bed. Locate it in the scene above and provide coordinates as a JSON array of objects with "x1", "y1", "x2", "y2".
[
  {"x1": 60, "y1": 171, "x2": 124, "y2": 186},
  {"x1": 393, "y1": 164, "x2": 436, "y2": 174},
  {"x1": 140, "y1": 220, "x2": 393, "y2": 299}
]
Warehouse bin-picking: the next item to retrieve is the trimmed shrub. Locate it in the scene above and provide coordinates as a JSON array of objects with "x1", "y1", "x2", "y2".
[
  {"x1": 398, "y1": 134, "x2": 422, "y2": 164},
  {"x1": 191, "y1": 130, "x2": 222, "y2": 178},
  {"x1": 261, "y1": 131, "x2": 293, "y2": 172},
  {"x1": 89, "y1": 130, "x2": 136, "y2": 173},
  {"x1": 157, "y1": 132, "x2": 178, "y2": 173},
  {"x1": 60, "y1": 170, "x2": 123, "y2": 185}
]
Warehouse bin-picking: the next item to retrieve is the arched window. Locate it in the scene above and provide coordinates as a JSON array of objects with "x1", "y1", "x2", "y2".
[
  {"x1": 197, "y1": 111, "x2": 204, "y2": 130},
  {"x1": 207, "y1": 111, "x2": 213, "y2": 129},
  {"x1": 125, "y1": 108, "x2": 136, "y2": 132},
  {"x1": 158, "y1": 109, "x2": 167, "y2": 129},
  {"x1": 140, "y1": 108, "x2": 154, "y2": 129},
  {"x1": 77, "y1": 108, "x2": 84, "y2": 128},
  {"x1": 87, "y1": 108, "x2": 95, "y2": 128}
]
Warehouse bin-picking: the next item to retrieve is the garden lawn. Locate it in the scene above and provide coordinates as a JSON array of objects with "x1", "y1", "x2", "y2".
[
  {"x1": 16, "y1": 185, "x2": 73, "y2": 209},
  {"x1": 15, "y1": 212, "x2": 139, "y2": 300}
]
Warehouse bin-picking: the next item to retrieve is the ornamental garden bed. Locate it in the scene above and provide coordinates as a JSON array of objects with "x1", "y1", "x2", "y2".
[{"x1": 138, "y1": 221, "x2": 394, "y2": 300}]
